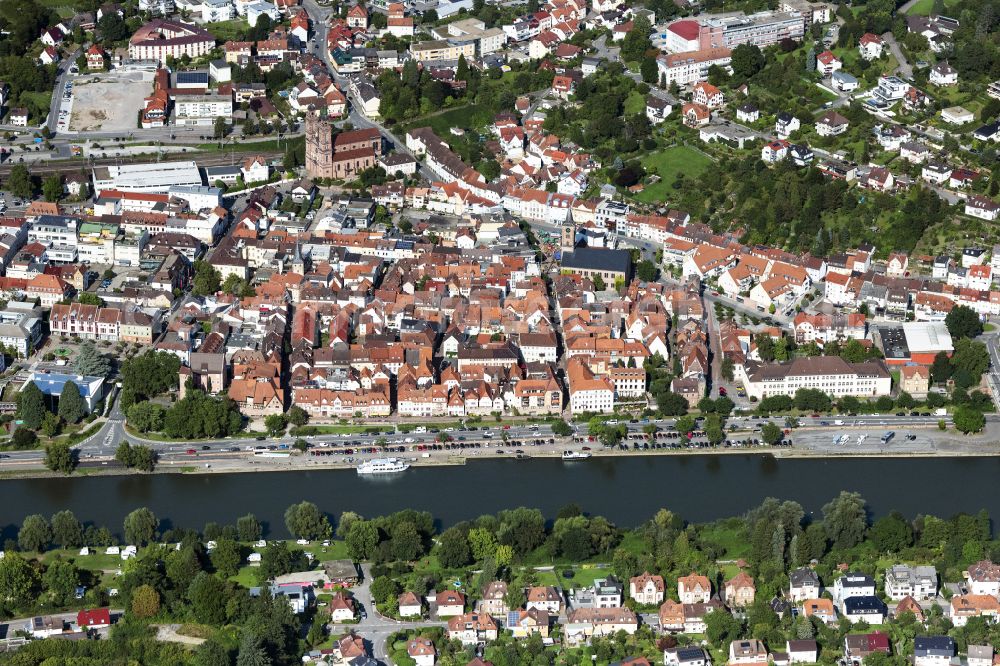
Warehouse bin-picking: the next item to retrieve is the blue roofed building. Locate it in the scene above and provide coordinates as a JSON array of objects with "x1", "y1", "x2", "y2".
[{"x1": 26, "y1": 371, "x2": 105, "y2": 413}]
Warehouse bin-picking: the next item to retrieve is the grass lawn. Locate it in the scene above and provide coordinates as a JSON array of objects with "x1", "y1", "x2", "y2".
[
  {"x1": 400, "y1": 104, "x2": 494, "y2": 137},
  {"x1": 625, "y1": 90, "x2": 646, "y2": 116},
  {"x1": 905, "y1": 0, "x2": 959, "y2": 14},
  {"x1": 205, "y1": 19, "x2": 250, "y2": 42},
  {"x1": 33, "y1": 0, "x2": 75, "y2": 17},
  {"x1": 698, "y1": 519, "x2": 751, "y2": 560},
  {"x1": 636, "y1": 146, "x2": 712, "y2": 204},
  {"x1": 20, "y1": 91, "x2": 53, "y2": 124},
  {"x1": 536, "y1": 565, "x2": 611, "y2": 589}
]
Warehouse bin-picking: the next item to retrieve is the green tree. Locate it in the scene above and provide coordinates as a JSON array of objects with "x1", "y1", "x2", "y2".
[
  {"x1": 74, "y1": 340, "x2": 111, "y2": 377},
  {"x1": 42, "y1": 559, "x2": 80, "y2": 604},
  {"x1": 954, "y1": 405, "x2": 986, "y2": 434},
  {"x1": 6, "y1": 164, "x2": 33, "y2": 199},
  {"x1": 287, "y1": 405, "x2": 309, "y2": 427},
  {"x1": 945, "y1": 305, "x2": 983, "y2": 340},
  {"x1": 821, "y1": 491, "x2": 867, "y2": 550},
  {"x1": 0, "y1": 552, "x2": 39, "y2": 606},
  {"x1": 44, "y1": 441, "x2": 75, "y2": 474},
  {"x1": 192, "y1": 260, "x2": 222, "y2": 296},
  {"x1": 437, "y1": 527, "x2": 472, "y2": 568},
  {"x1": 50, "y1": 510, "x2": 83, "y2": 548},
  {"x1": 11, "y1": 428, "x2": 38, "y2": 450},
  {"x1": 731, "y1": 43, "x2": 765, "y2": 79},
  {"x1": 57, "y1": 380, "x2": 85, "y2": 424},
  {"x1": 550, "y1": 419, "x2": 573, "y2": 436},
  {"x1": 637, "y1": 259, "x2": 658, "y2": 282},
  {"x1": 391, "y1": 521, "x2": 423, "y2": 561},
  {"x1": 17, "y1": 380, "x2": 47, "y2": 429},
  {"x1": 265, "y1": 413, "x2": 288, "y2": 436},
  {"x1": 131, "y1": 584, "x2": 160, "y2": 618},
  {"x1": 18, "y1": 514, "x2": 52, "y2": 552},
  {"x1": 284, "y1": 501, "x2": 332, "y2": 541},
  {"x1": 640, "y1": 55, "x2": 658, "y2": 84},
  {"x1": 124, "y1": 507, "x2": 158, "y2": 545},
  {"x1": 761, "y1": 422, "x2": 783, "y2": 445},
  {"x1": 869, "y1": 511, "x2": 913, "y2": 553},
  {"x1": 127, "y1": 402, "x2": 166, "y2": 433},
  {"x1": 211, "y1": 538, "x2": 242, "y2": 577},
  {"x1": 41, "y1": 175, "x2": 62, "y2": 202},
  {"x1": 257, "y1": 541, "x2": 307, "y2": 583},
  {"x1": 236, "y1": 514, "x2": 262, "y2": 542},
  {"x1": 346, "y1": 520, "x2": 379, "y2": 560},
  {"x1": 621, "y1": 16, "x2": 652, "y2": 63},
  {"x1": 188, "y1": 571, "x2": 228, "y2": 624},
  {"x1": 194, "y1": 638, "x2": 232, "y2": 666},
  {"x1": 213, "y1": 116, "x2": 228, "y2": 140}
]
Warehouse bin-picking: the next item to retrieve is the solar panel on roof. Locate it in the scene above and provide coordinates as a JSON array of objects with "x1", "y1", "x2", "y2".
[{"x1": 506, "y1": 611, "x2": 520, "y2": 626}]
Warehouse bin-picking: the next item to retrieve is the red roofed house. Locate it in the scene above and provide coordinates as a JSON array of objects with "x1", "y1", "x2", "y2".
[
  {"x1": 77, "y1": 608, "x2": 112, "y2": 629},
  {"x1": 816, "y1": 50, "x2": 842, "y2": 75},
  {"x1": 859, "y1": 33, "x2": 883, "y2": 60},
  {"x1": 26, "y1": 273, "x2": 71, "y2": 307},
  {"x1": 551, "y1": 75, "x2": 575, "y2": 99},
  {"x1": 347, "y1": 4, "x2": 368, "y2": 29},
  {"x1": 693, "y1": 82, "x2": 723, "y2": 108},
  {"x1": 86, "y1": 45, "x2": 106, "y2": 70},
  {"x1": 629, "y1": 572, "x2": 666, "y2": 605},
  {"x1": 682, "y1": 103, "x2": 710, "y2": 127}
]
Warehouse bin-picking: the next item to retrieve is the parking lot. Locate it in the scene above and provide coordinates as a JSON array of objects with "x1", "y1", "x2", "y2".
[{"x1": 56, "y1": 79, "x2": 74, "y2": 133}]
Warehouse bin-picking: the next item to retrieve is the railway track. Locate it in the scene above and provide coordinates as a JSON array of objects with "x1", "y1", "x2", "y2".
[{"x1": 0, "y1": 150, "x2": 285, "y2": 177}]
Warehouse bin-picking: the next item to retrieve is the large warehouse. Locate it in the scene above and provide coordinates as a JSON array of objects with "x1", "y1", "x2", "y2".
[
  {"x1": 874, "y1": 321, "x2": 954, "y2": 365},
  {"x1": 92, "y1": 161, "x2": 204, "y2": 194}
]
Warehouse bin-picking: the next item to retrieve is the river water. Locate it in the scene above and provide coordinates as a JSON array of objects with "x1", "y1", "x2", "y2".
[{"x1": 2, "y1": 455, "x2": 998, "y2": 539}]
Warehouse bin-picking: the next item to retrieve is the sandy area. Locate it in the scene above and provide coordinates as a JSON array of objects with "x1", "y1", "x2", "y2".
[{"x1": 69, "y1": 71, "x2": 153, "y2": 133}]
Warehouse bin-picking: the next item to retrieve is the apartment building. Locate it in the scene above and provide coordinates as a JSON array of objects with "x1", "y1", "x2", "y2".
[{"x1": 739, "y1": 356, "x2": 892, "y2": 400}]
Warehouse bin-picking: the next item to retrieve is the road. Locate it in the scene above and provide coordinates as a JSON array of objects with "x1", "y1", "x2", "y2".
[
  {"x1": 327, "y1": 564, "x2": 448, "y2": 663},
  {"x1": 46, "y1": 49, "x2": 80, "y2": 136},
  {"x1": 881, "y1": 31, "x2": 914, "y2": 79}
]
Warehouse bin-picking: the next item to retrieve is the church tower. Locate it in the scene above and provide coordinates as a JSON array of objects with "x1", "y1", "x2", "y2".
[{"x1": 305, "y1": 111, "x2": 334, "y2": 179}]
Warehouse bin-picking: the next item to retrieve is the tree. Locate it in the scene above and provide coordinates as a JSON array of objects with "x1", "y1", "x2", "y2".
[
  {"x1": 212, "y1": 538, "x2": 242, "y2": 577},
  {"x1": 621, "y1": 16, "x2": 652, "y2": 63},
  {"x1": 705, "y1": 607, "x2": 742, "y2": 646},
  {"x1": 257, "y1": 540, "x2": 307, "y2": 583},
  {"x1": 637, "y1": 259, "x2": 658, "y2": 282},
  {"x1": 656, "y1": 391, "x2": 689, "y2": 416},
  {"x1": 213, "y1": 116, "x2": 228, "y2": 140},
  {"x1": 721, "y1": 357, "x2": 735, "y2": 382},
  {"x1": 237, "y1": 635, "x2": 269, "y2": 666},
  {"x1": 131, "y1": 584, "x2": 160, "y2": 618},
  {"x1": 6, "y1": 164, "x2": 33, "y2": 199},
  {"x1": 287, "y1": 405, "x2": 309, "y2": 427},
  {"x1": 17, "y1": 380, "x2": 47, "y2": 429},
  {"x1": 761, "y1": 422, "x2": 783, "y2": 445},
  {"x1": 188, "y1": 571, "x2": 228, "y2": 624},
  {"x1": 731, "y1": 43, "x2": 765, "y2": 79},
  {"x1": 192, "y1": 260, "x2": 222, "y2": 296},
  {"x1": 74, "y1": 340, "x2": 111, "y2": 377},
  {"x1": 265, "y1": 413, "x2": 288, "y2": 436},
  {"x1": 18, "y1": 514, "x2": 52, "y2": 552},
  {"x1": 43, "y1": 559, "x2": 80, "y2": 604},
  {"x1": 346, "y1": 520, "x2": 379, "y2": 560},
  {"x1": 821, "y1": 491, "x2": 867, "y2": 550},
  {"x1": 57, "y1": 380, "x2": 85, "y2": 424},
  {"x1": 954, "y1": 405, "x2": 986, "y2": 434},
  {"x1": 44, "y1": 441, "x2": 75, "y2": 474},
  {"x1": 237, "y1": 514, "x2": 262, "y2": 542},
  {"x1": 0, "y1": 552, "x2": 38, "y2": 605},
  {"x1": 370, "y1": 575, "x2": 402, "y2": 606},
  {"x1": 945, "y1": 305, "x2": 983, "y2": 340},
  {"x1": 869, "y1": 511, "x2": 913, "y2": 553},
  {"x1": 51, "y1": 510, "x2": 83, "y2": 548},
  {"x1": 551, "y1": 419, "x2": 573, "y2": 436},
  {"x1": 931, "y1": 350, "x2": 953, "y2": 384},
  {"x1": 391, "y1": 521, "x2": 423, "y2": 561},
  {"x1": 127, "y1": 402, "x2": 166, "y2": 433},
  {"x1": 194, "y1": 638, "x2": 232, "y2": 666},
  {"x1": 951, "y1": 338, "x2": 990, "y2": 386},
  {"x1": 123, "y1": 507, "x2": 158, "y2": 545},
  {"x1": 284, "y1": 501, "x2": 332, "y2": 541},
  {"x1": 41, "y1": 175, "x2": 62, "y2": 202},
  {"x1": 640, "y1": 55, "x2": 658, "y2": 84},
  {"x1": 437, "y1": 527, "x2": 472, "y2": 568},
  {"x1": 11, "y1": 428, "x2": 37, "y2": 450}
]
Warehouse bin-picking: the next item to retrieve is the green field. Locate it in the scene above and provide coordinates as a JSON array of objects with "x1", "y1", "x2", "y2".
[
  {"x1": 905, "y1": 0, "x2": 959, "y2": 14},
  {"x1": 400, "y1": 104, "x2": 494, "y2": 136},
  {"x1": 636, "y1": 146, "x2": 713, "y2": 204}
]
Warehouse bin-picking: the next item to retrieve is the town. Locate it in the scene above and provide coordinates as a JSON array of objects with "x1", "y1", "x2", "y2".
[
  {"x1": 0, "y1": 0, "x2": 998, "y2": 659},
  {"x1": 2, "y1": 496, "x2": 1000, "y2": 666}
]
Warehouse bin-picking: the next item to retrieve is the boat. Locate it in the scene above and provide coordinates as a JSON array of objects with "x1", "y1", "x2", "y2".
[
  {"x1": 356, "y1": 458, "x2": 410, "y2": 475},
  {"x1": 562, "y1": 451, "x2": 592, "y2": 461}
]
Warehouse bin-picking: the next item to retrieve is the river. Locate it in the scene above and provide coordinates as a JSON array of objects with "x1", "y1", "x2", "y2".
[{"x1": 2, "y1": 455, "x2": 999, "y2": 539}]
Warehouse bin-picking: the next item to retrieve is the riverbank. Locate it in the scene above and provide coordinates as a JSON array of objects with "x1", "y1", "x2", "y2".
[{"x1": 3, "y1": 424, "x2": 1000, "y2": 481}]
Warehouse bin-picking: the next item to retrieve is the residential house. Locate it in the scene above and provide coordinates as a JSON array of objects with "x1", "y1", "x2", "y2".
[
  {"x1": 678, "y1": 573, "x2": 711, "y2": 603},
  {"x1": 724, "y1": 572, "x2": 755, "y2": 608},
  {"x1": 629, "y1": 572, "x2": 665, "y2": 605}
]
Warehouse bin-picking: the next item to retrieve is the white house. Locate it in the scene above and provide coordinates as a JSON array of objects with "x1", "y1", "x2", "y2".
[
  {"x1": 930, "y1": 61, "x2": 958, "y2": 86},
  {"x1": 240, "y1": 155, "x2": 269, "y2": 183},
  {"x1": 859, "y1": 33, "x2": 883, "y2": 60}
]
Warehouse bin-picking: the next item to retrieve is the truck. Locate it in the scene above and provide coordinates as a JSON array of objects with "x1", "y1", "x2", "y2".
[{"x1": 934, "y1": 408, "x2": 947, "y2": 416}]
